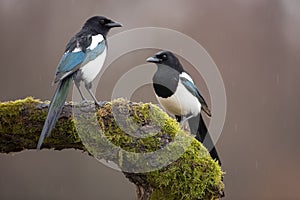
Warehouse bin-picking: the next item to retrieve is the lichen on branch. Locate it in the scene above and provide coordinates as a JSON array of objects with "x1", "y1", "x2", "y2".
[{"x1": 0, "y1": 97, "x2": 224, "y2": 199}]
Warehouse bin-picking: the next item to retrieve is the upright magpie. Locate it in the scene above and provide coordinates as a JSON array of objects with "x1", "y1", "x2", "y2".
[
  {"x1": 37, "y1": 16, "x2": 121, "y2": 149},
  {"x1": 147, "y1": 51, "x2": 221, "y2": 165}
]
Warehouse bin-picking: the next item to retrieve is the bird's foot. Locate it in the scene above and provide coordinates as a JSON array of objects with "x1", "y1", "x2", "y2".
[
  {"x1": 76, "y1": 100, "x2": 96, "y2": 112},
  {"x1": 180, "y1": 121, "x2": 185, "y2": 128},
  {"x1": 180, "y1": 121, "x2": 190, "y2": 132},
  {"x1": 79, "y1": 99, "x2": 94, "y2": 107},
  {"x1": 180, "y1": 117, "x2": 193, "y2": 132},
  {"x1": 95, "y1": 101, "x2": 107, "y2": 108},
  {"x1": 180, "y1": 117, "x2": 188, "y2": 128}
]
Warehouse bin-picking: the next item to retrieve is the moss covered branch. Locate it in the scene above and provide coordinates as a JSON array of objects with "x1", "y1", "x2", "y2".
[{"x1": 0, "y1": 97, "x2": 224, "y2": 200}]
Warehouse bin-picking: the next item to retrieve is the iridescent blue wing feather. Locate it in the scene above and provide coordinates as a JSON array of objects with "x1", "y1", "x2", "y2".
[{"x1": 54, "y1": 51, "x2": 86, "y2": 83}]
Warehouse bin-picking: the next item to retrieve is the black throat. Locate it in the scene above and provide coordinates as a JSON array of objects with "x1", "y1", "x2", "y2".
[{"x1": 153, "y1": 64, "x2": 180, "y2": 98}]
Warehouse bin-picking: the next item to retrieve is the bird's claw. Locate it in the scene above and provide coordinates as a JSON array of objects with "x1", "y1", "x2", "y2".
[
  {"x1": 95, "y1": 101, "x2": 107, "y2": 108},
  {"x1": 79, "y1": 100, "x2": 93, "y2": 107},
  {"x1": 180, "y1": 120, "x2": 190, "y2": 132},
  {"x1": 77, "y1": 100, "x2": 96, "y2": 112}
]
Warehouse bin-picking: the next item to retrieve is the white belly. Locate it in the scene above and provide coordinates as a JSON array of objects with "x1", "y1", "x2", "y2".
[
  {"x1": 157, "y1": 81, "x2": 201, "y2": 117},
  {"x1": 81, "y1": 48, "x2": 107, "y2": 83}
]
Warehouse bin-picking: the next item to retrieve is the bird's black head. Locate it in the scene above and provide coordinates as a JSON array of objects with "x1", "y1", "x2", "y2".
[
  {"x1": 83, "y1": 16, "x2": 122, "y2": 37},
  {"x1": 146, "y1": 51, "x2": 184, "y2": 73}
]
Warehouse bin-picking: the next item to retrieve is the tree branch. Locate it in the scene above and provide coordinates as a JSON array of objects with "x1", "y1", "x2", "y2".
[{"x1": 0, "y1": 97, "x2": 224, "y2": 200}]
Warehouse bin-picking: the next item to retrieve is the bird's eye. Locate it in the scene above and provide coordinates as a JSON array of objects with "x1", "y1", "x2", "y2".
[
  {"x1": 162, "y1": 54, "x2": 167, "y2": 59},
  {"x1": 100, "y1": 19, "x2": 105, "y2": 24}
]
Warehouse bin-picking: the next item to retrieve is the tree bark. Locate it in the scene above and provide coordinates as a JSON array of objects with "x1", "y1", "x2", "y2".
[{"x1": 0, "y1": 97, "x2": 224, "y2": 200}]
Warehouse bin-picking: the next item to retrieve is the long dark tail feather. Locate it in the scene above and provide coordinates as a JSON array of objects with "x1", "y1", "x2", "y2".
[
  {"x1": 188, "y1": 114, "x2": 222, "y2": 165},
  {"x1": 37, "y1": 77, "x2": 72, "y2": 149}
]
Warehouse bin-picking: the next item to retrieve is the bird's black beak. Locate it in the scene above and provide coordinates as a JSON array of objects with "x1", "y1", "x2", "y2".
[
  {"x1": 146, "y1": 56, "x2": 161, "y2": 63},
  {"x1": 105, "y1": 21, "x2": 122, "y2": 28}
]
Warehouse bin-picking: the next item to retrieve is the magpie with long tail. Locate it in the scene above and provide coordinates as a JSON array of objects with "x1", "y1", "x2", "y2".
[
  {"x1": 37, "y1": 16, "x2": 122, "y2": 149},
  {"x1": 147, "y1": 51, "x2": 221, "y2": 165}
]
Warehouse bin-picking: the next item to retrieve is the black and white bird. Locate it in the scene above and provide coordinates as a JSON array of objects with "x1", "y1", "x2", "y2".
[
  {"x1": 37, "y1": 16, "x2": 121, "y2": 149},
  {"x1": 147, "y1": 51, "x2": 221, "y2": 165}
]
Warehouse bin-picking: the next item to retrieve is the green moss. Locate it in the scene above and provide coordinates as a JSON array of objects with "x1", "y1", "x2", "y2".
[
  {"x1": 147, "y1": 140, "x2": 223, "y2": 200},
  {"x1": 0, "y1": 97, "x2": 224, "y2": 199},
  {"x1": 93, "y1": 98, "x2": 224, "y2": 199},
  {"x1": 0, "y1": 97, "x2": 82, "y2": 152},
  {"x1": 95, "y1": 99, "x2": 174, "y2": 153}
]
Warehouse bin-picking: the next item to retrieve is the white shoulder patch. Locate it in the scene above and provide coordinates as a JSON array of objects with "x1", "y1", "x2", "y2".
[
  {"x1": 180, "y1": 72, "x2": 194, "y2": 83},
  {"x1": 72, "y1": 47, "x2": 82, "y2": 53},
  {"x1": 72, "y1": 39, "x2": 83, "y2": 53},
  {"x1": 89, "y1": 34, "x2": 104, "y2": 50}
]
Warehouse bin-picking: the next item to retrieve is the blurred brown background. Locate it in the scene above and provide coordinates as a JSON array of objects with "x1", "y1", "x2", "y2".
[{"x1": 1, "y1": 0, "x2": 300, "y2": 199}]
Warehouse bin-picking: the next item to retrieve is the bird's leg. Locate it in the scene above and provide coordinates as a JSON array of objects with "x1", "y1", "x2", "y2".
[
  {"x1": 175, "y1": 115, "x2": 189, "y2": 130},
  {"x1": 180, "y1": 114, "x2": 194, "y2": 128},
  {"x1": 74, "y1": 80, "x2": 87, "y2": 101},
  {"x1": 85, "y1": 82, "x2": 106, "y2": 107},
  {"x1": 180, "y1": 115, "x2": 195, "y2": 132},
  {"x1": 74, "y1": 79, "x2": 93, "y2": 108}
]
